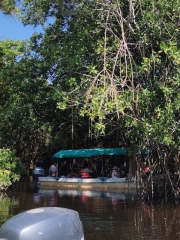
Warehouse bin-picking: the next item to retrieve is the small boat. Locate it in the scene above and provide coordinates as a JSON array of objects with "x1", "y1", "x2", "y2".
[{"x1": 37, "y1": 147, "x2": 151, "y2": 191}]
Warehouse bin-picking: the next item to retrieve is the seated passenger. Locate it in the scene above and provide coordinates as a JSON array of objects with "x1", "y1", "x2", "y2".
[
  {"x1": 111, "y1": 166, "x2": 118, "y2": 178},
  {"x1": 141, "y1": 166, "x2": 150, "y2": 176},
  {"x1": 117, "y1": 168, "x2": 121, "y2": 178},
  {"x1": 49, "y1": 162, "x2": 58, "y2": 177},
  {"x1": 81, "y1": 164, "x2": 93, "y2": 178}
]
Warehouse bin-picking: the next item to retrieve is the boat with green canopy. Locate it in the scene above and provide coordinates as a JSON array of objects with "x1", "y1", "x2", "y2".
[
  {"x1": 53, "y1": 147, "x2": 151, "y2": 158},
  {"x1": 39, "y1": 147, "x2": 151, "y2": 190}
]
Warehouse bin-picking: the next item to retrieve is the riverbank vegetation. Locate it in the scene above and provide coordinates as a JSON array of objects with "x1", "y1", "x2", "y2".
[
  {"x1": 1, "y1": 0, "x2": 180, "y2": 200},
  {"x1": 0, "y1": 148, "x2": 26, "y2": 190}
]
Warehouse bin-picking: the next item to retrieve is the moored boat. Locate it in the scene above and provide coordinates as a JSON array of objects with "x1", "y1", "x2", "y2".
[{"x1": 38, "y1": 147, "x2": 151, "y2": 191}]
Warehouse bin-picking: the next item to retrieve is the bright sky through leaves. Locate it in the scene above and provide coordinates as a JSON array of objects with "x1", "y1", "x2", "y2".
[{"x1": 0, "y1": 11, "x2": 42, "y2": 40}]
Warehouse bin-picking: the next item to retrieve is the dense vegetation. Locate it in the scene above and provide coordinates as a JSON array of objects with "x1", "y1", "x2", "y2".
[{"x1": 1, "y1": 0, "x2": 180, "y2": 200}]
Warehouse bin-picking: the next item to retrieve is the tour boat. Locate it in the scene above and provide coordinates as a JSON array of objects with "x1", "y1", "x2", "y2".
[{"x1": 38, "y1": 147, "x2": 151, "y2": 191}]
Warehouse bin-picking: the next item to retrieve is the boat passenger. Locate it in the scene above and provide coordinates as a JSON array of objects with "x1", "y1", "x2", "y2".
[
  {"x1": 111, "y1": 166, "x2": 118, "y2": 178},
  {"x1": 117, "y1": 168, "x2": 121, "y2": 178},
  {"x1": 49, "y1": 162, "x2": 58, "y2": 177},
  {"x1": 81, "y1": 164, "x2": 93, "y2": 178},
  {"x1": 140, "y1": 164, "x2": 150, "y2": 177}
]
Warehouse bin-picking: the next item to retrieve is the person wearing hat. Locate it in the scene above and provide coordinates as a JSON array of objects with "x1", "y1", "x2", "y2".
[{"x1": 111, "y1": 166, "x2": 118, "y2": 178}]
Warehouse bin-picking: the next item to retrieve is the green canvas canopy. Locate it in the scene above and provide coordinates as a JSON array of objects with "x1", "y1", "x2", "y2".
[{"x1": 53, "y1": 147, "x2": 151, "y2": 159}]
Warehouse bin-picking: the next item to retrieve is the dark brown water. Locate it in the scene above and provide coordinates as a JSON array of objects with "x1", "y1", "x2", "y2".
[{"x1": 0, "y1": 177, "x2": 180, "y2": 240}]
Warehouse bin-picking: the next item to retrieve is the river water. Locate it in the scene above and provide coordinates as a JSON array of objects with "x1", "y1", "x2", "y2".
[{"x1": 0, "y1": 177, "x2": 180, "y2": 240}]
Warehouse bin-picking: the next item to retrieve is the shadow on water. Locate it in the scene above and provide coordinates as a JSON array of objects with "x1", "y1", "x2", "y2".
[{"x1": 1, "y1": 176, "x2": 180, "y2": 240}]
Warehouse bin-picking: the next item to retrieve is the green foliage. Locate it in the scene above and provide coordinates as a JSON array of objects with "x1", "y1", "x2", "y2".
[
  {"x1": 0, "y1": 0, "x2": 18, "y2": 14},
  {"x1": 1, "y1": 0, "x2": 180, "y2": 186},
  {"x1": 18, "y1": 0, "x2": 180, "y2": 151},
  {"x1": 0, "y1": 148, "x2": 26, "y2": 191},
  {"x1": 0, "y1": 38, "x2": 64, "y2": 165}
]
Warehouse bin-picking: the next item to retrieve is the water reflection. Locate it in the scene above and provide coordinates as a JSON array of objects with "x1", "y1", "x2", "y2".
[
  {"x1": 32, "y1": 185, "x2": 58, "y2": 206},
  {"x1": 0, "y1": 194, "x2": 19, "y2": 226},
  {"x1": 1, "y1": 179, "x2": 180, "y2": 240},
  {"x1": 36, "y1": 188, "x2": 136, "y2": 211},
  {"x1": 57, "y1": 189, "x2": 136, "y2": 206}
]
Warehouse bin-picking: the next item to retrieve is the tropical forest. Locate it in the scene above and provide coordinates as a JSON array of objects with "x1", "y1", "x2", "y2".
[{"x1": 0, "y1": 0, "x2": 180, "y2": 201}]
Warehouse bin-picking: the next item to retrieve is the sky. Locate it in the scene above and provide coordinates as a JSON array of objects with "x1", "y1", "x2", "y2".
[{"x1": 0, "y1": 12, "x2": 42, "y2": 41}]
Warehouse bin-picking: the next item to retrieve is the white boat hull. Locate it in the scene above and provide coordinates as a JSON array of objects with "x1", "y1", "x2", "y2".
[{"x1": 39, "y1": 177, "x2": 136, "y2": 190}]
